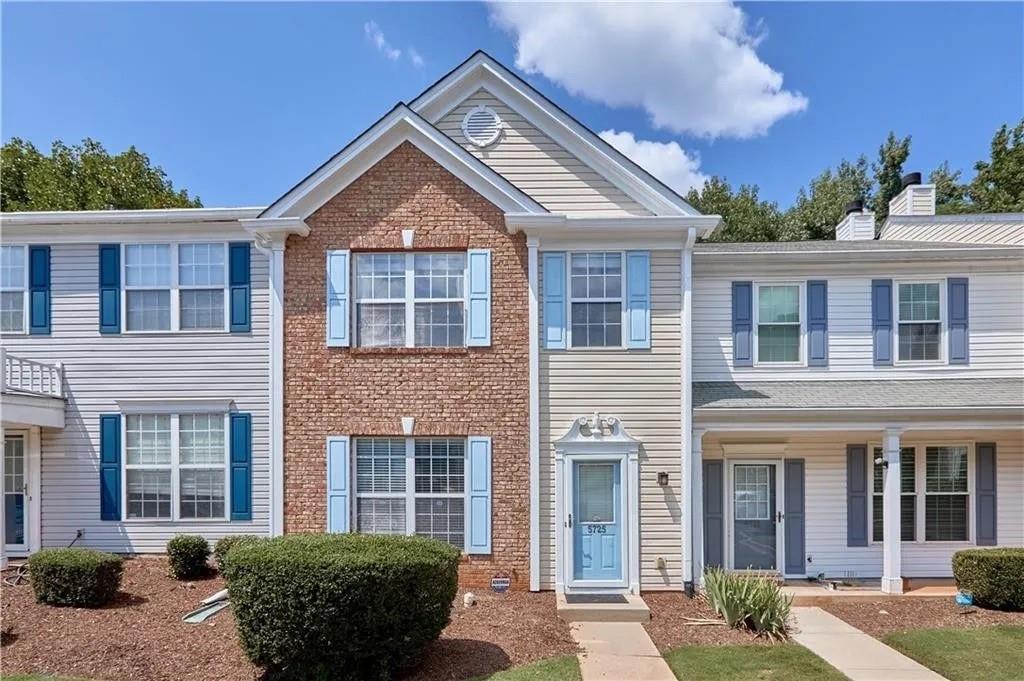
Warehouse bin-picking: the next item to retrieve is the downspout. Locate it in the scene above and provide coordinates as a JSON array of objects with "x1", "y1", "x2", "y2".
[
  {"x1": 527, "y1": 235, "x2": 541, "y2": 591},
  {"x1": 680, "y1": 227, "x2": 697, "y2": 596}
]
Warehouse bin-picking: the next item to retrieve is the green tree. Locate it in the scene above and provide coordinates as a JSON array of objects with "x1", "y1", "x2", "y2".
[
  {"x1": 685, "y1": 176, "x2": 786, "y2": 242},
  {"x1": 783, "y1": 157, "x2": 873, "y2": 240},
  {"x1": 870, "y1": 131, "x2": 912, "y2": 225},
  {"x1": 1, "y1": 137, "x2": 201, "y2": 211},
  {"x1": 929, "y1": 161, "x2": 971, "y2": 214},
  {"x1": 967, "y1": 119, "x2": 1024, "y2": 212}
]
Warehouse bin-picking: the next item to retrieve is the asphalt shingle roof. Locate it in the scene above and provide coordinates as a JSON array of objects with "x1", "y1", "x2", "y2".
[{"x1": 694, "y1": 240, "x2": 1021, "y2": 253}]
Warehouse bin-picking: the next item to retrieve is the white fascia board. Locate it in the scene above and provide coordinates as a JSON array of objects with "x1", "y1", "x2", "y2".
[
  {"x1": 411, "y1": 54, "x2": 699, "y2": 218},
  {"x1": 880, "y1": 212, "x2": 1024, "y2": 239},
  {"x1": 694, "y1": 246, "x2": 1024, "y2": 263},
  {"x1": 240, "y1": 217, "x2": 311, "y2": 245},
  {"x1": 695, "y1": 405, "x2": 1024, "y2": 425},
  {"x1": 506, "y1": 214, "x2": 720, "y2": 241},
  {"x1": 0, "y1": 207, "x2": 264, "y2": 226},
  {"x1": 261, "y1": 105, "x2": 545, "y2": 220},
  {"x1": 0, "y1": 208, "x2": 265, "y2": 242}
]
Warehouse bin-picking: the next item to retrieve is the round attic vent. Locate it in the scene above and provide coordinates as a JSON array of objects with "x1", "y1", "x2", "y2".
[{"x1": 461, "y1": 105, "x2": 502, "y2": 147}]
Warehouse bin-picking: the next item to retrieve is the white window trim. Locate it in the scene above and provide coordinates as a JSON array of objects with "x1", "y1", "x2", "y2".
[
  {"x1": 566, "y1": 250, "x2": 626, "y2": 350},
  {"x1": 893, "y1": 277, "x2": 946, "y2": 366},
  {"x1": 752, "y1": 281, "x2": 806, "y2": 367},
  {"x1": 870, "y1": 445, "x2": 917, "y2": 544},
  {"x1": 0, "y1": 244, "x2": 29, "y2": 335},
  {"x1": 352, "y1": 252, "x2": 468, "y2": 348},
  {"x1": 121, "y1": 412, "x2": 230, "y2": 522},
  {"x1": 121, "y1": 242, "x2": 229, "y2": 334}
]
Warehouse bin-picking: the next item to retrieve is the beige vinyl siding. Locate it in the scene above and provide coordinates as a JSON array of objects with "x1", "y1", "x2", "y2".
[
  {"x1": 1, "y1": 240, "x2": 270, "y2": 552},
  {"x1": 701, "y1": 429, "x2": 1024, "y2": 579},
  {"x1": 539, "y1": 250, "x2": 681, "y2": 589},
  {"x1": 693, "y1": 261, "x2": 1024, "y2": 381},
  {"x1": 436, "y1": 89, "x2": 652, "y2": 217},
  {"x1": 882, "y1": 219, "x2": 1024, "y2": 245}
]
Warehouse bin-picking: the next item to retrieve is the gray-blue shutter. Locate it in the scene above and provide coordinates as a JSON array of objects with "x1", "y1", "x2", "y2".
[
  {"x1": 703, "y1": 460, "x2": 724, "y2": 569},
  {"x1": 542, "y1": 252, "x2": 567, "y2": 349},
  {"x1": 806, "y1": 280, "x2": 828, "y2": 366},
  {"x1": 871, "y1": 280, "x2": 893, "y2": 366},
  {"x1": 784, "y1": 459, "x2": 806, "y2": 575},
  {"x1": 846, "y1": 444, "x2": 868, "y2": 547},
  {"x1": 732, "y1": 282, "x2": 753, "y2": 367},
  {"x1": 948, "y1": 277, "x2": 969, "y2": 364},
  {"x1": 976, "y1": 442, "x2": 997, "y2": 546}
]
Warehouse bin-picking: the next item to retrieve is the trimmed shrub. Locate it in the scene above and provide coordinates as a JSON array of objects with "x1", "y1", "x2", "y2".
[
  {"x1": 28, "y1": 548, "x2": 123, "y2": 607},
  {"x1": 224, "y1": 533, "x2": 460, "y2": 680},
  {"x1": 166, "y1": 535, "x2": 211, "y2": 579},
  {"x1": 213, "y1": 534, "x2": 260, "y2": 573},
  {"x1": 703, "y1": 568, "x2": 791, "y2": 639},
  {"x1": 953, "y1": 548, "x2": 1024, "y2": 610}
]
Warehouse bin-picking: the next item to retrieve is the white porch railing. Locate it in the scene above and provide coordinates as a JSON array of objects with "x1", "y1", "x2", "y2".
[{"x1": 0, "y1": 348, "x2": 64, "y2": 399}]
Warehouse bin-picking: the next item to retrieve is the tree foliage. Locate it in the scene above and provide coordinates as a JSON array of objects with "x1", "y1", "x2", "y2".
[
  {"x1": 870, "y1": 132, "x2": 912, "y2": 225},
  {"x1": 685, "y1": 176, "x2": 787, "y2": 242},
  {"x1": 929, "y1": 161, "x2": 971, "y2": 214},
  {"x1": 1, "y1": 137, "x2": 201, "y2": 212},
  {"x1": 966, "y1": 119, "x2": 1024, "y2": 212},
  {"x1": 783, "y1": 157, "x2": 873, "y2": 240}
]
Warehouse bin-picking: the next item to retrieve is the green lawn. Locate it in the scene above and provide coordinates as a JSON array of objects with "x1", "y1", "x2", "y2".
[
  {"x1": 884, "y1": 625, "x2": 1024, "y2": 681},
  {"x1": 477, "y1": 655, "x2": 581, "y2": 681},
  {"x1": 664, "y1": 644, "x2": 847, "y2": 681}
]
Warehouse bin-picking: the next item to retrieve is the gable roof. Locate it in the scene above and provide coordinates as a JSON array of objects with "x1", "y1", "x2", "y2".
[
  {"x1": 410, "y1": 51, "x2": 700, "y2": 218},
  {"x1": 260, "y1": 103, "x2": 546, "y2": 219}
]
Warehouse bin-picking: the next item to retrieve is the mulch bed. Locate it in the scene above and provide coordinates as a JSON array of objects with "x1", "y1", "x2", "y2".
[
  {"x1": 643, "y1": 591, "x2": 775, "y2": 652},
  {"x1": 0, "y1": 557, "x2": 575, "y2": 681},
  {"x1": 820, "y1": 598, "x2": 1024, "y2": 638}
]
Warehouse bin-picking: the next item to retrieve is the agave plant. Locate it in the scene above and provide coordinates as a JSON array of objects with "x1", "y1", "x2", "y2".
[{"x1": 702, "y1": 567, "x2": 792, "y2": 639}]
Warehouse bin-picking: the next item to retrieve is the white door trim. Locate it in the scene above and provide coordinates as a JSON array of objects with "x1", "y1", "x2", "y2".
[
  {"x1": 724, "y1": 458, "x2": 784, "y2": 573},
  {"x1": 562, "y1": 453, "x2": 630, "y2": 591},
  {"x1": 3, "y1": 428, "x2": 40, "y2": 557}
]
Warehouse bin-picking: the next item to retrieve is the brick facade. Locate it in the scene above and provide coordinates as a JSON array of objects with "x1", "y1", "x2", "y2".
[{"x1": 283, "y1": 142, "x2": 531, "y2": 589}]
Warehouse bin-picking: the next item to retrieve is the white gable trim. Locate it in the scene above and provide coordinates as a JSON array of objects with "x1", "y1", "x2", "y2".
[
  {"x1": 411, "y1": 52, "x2": 700, "y2": 218},
  {"x1": 261, "y1": 105, "x2": 545, "y2": 219}
]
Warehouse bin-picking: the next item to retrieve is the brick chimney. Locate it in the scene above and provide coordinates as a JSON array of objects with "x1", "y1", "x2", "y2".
[
  {"x1": 888, "y1": 172, "x2": 936, "y2": 217},
  {"x1": 835, "y1": 199, "x2": 876, "y2": 241}
]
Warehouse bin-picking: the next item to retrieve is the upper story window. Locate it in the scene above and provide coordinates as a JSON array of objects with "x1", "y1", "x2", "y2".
[
  {"x1": 354, "y1": 252, "x2": 466, "y2": 348},
  {"x1": 0, "y1": 245, "x2": 26, "y2": 333},
  {"x1": 570, "y1": 252, "x2": 622, "y2": 348},
  {"x1": 123, "y1": 243, "x2": 227, "y2": 332},
  {"x1": 754, "y1": 283, "x2": 802, "y2": 364},
  {"x1": 897, "y1": 282, "x2": 942, "y2": 362}
]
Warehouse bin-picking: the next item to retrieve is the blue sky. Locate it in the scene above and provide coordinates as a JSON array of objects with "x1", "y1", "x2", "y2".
[{"x1": 3, "y1": 2, "x2": 1021, "y2": 209}]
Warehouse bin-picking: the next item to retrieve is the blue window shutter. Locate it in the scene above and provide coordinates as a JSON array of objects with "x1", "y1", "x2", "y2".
[
  {"x1": 732, "y1": 282, "x2": 753, "y2": 367},
  {"x1": 326, "y1": 250, "x2": 350, "y2": 347},
  {"x1": 326, "y1": 436, "x2": 350, "y2": 532},
  {"x1": 846, "y1": 444, "x2": 868, "y2": 547},
  {"x1": 784, "y1": 459, "x2": 806, "y2": 575},
  {"x1": 702, "y1": 460, "x2": 724, "y2": 569},
  {"x1": 976, "y1": 442, "x2": 997, "y2": 546},
  {"x1": 99, "y1": 414, "x2": 121, "y2": 520},
  {"x1": 871, "y1": 279, "x2": 893, "y2": 366},
  {"x1": 807, "y1": 280, "x2": 828, "y2": 367},
  {"x1": 29, "y1": 246, "x2": 51, "y2": 335},
  {"x1": 466, "y1": 248, "x2": 492, "y2": 346},
  {"x1": 98, "y1": 244, "x2": 120, "y2": 334},
  {"x1": 948, "y1": 277, "x2": 969, "y2": 365},
  {"x1": 230, "y1": 413, "x2": 252, "y2": 521},
  {"x1": 229, "y1": 243, "x2": 251, "y2": 333},
  {"x1": 466, "y1": 435, "x2": 492, "y2": 554},
  {"x1": 625, "y1": 251, "x2": 651, "y2": 349},
  {"x1": 542, "y1": 252, "x2": 566, "y2": 349}
]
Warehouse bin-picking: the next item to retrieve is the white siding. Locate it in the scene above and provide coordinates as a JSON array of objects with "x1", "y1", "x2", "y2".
[
  {"x1": 702, "y1": 429, "x2": 1024, "y2": 579},
  {"x1": 436, "y1": 89, "x2": 652, "y2": 217},
  {"x1": 539, "y1": 250, "x2": 682, "y2": 589},
  {"x1": 882, "y1": 218, "x2": 1024, "y2": 246},
  {"x1": 1, "y1": 240, "x2": 270, "y2": 552},
  {"x1": 693, "y1": 261, "x2": 1024, "y2": 381}
]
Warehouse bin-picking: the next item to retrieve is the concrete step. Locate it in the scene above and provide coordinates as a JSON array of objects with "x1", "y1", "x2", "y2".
[{"x1": 556, "y1": 593, "x2": 651, "y2": 622}]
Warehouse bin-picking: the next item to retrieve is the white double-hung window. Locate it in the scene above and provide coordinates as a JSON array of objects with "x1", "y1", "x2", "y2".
[
  {"x1": 123, "y1": 243, "x2": 227, "y2": 332},
  {"x1": 124, "y1": 413, "x2": 228, "y2": 520},
  {"x1": 569, "y1": 251, "x2": 623, "y2": 348},
  {"x1": 353, "y1": 252, "x2": 466, "y2": 347},
  {"x1": 925, "y1": 445, "x2": 969, "y2": 542},
  {"x1": 0, "y1": 245, "x2": 27, "y2": 333},
  {"x1": 755, "y1": 283, "x2": 802, "y2": 364},
  {"x1": 896, "y1": 282, "x2": 942, "y2": 362}
]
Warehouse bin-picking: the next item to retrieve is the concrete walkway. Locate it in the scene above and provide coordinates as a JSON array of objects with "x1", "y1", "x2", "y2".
[
  {"x1": 570, "y1": 621, "x2": 676, "y2": 681},
  {"x1": 791, "y1": 607, "x2": 948, "y2": 681}
]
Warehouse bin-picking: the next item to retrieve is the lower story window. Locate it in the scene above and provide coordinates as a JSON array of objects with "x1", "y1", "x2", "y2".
[
  {"x1": 925, "y1": 445, "x2": 969, "y2": 541},
  {"x1": 872, "y1": 447, "x2": 916, "y2": 542}
]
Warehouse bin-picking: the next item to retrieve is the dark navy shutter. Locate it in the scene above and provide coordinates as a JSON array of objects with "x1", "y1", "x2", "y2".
[
  {"x1": 871, "y1": 280, "x2": 893, "y2": 366},
  {"x1": 230, "y1": 413, "x2": 252, "y2": 521},
  {"x1": 846, "y1": 445, "x2": 868, "y2": 547},
  {"x1": 98, "y1": 244, "x2": 120, "y2": 334},
  {"x1": 99, "y1": 414, "x2": 121, "y2": 520},
  {"x1": 784, "y1": 459, "x2": 806, "y2": 575},
  {"x1": 806, "y1": 280, "x2": 828, "y2": 367},
  {"x1": 28, "y1": 245, "x2": 51, "y2": 335},
  {"x1": 976, "y1": 443, "x2": 997, "y2": 546},
  {"x1": 703, "y1": 460, "x2": 724, "y2": 569},
  {"x1": 229, "y1": 243, "x2": 251, "y2": 333},
  {"x1": 948, "y1": 278, "x2": 969, "y2": 365},
  {"x1": 732, "y1": 282, "x2": 753, "y2": 367}
]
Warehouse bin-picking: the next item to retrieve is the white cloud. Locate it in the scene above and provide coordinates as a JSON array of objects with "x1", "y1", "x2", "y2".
[
  {"x1": 408, "y1": 47, "x2": 425, "y2": 69},
  {"x1": 599, "y1": 130, "x2": 707, "y2": 195},
  {"x1": 364, "y1": 21, "x2": 402, "y2": 62},
  {"x1": 490, "y1": 2, "x2": 808, "y2": 139}
]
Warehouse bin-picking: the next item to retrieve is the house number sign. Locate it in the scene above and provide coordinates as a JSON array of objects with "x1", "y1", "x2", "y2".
[{"x1": 585, "y1": 525, "x2": 607, "y2": 535}]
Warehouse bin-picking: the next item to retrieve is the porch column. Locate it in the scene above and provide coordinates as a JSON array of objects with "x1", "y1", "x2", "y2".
[
  {"x1": 527, "y1": 236, "x2": 541, "y2": 591},
  {"x1": 269, "y1": 241, "x2": 285, "y2": 537},
  {"x1": 691, "y1": 428, "x2": 705, "y2": 589},
  {"x1": 1, "y1": 423, "x2": 5, "y2": 568},
  {"x1": 881, "y1": 428, "x2": 903, "y2": 594}
]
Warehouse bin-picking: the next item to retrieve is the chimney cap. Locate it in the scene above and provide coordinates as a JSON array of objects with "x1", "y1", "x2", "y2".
[
  {"x1": 901, "y1": 172, "x2": 922, "y2": 189},
  {"x1": 845, "y1": 199, "x2": 865, "y2": 215}
]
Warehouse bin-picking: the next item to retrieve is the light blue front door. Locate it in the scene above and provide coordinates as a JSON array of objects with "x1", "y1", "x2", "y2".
[{"x1": 572, "y1": 461, "x2": 622, "y2": 582}]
